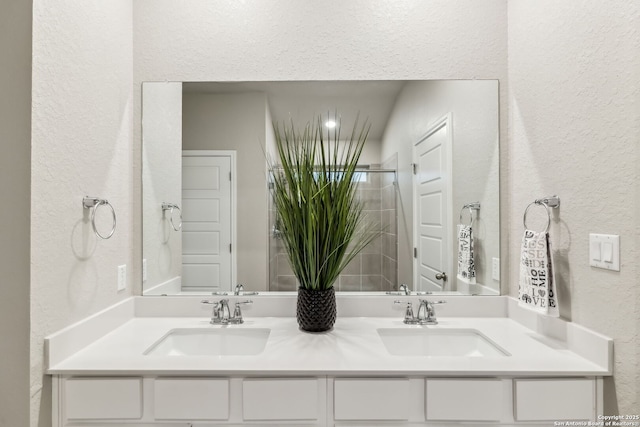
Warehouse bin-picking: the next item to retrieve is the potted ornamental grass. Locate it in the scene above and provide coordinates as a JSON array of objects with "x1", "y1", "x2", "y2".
[{"x1": 271, "y1": 115, "x2": 380, "y2": 332}]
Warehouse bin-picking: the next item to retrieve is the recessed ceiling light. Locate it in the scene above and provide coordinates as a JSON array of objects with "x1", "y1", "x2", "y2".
[{"x1": 325, "y1": 120, "x2": 337, "y2": 129}]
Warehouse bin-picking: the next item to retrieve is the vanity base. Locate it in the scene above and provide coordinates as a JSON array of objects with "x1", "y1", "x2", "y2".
[{"x1": 52, "y1": 375, "x2": 603, "y2": 427}]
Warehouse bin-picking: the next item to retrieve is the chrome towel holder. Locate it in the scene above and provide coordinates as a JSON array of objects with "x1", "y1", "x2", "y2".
[
  {"x1": 459, "y1": 202, "x2": 480, "y2": 226},
  {"x1": 523, "y1": 195, "x2": 560, "y2": 233},
  {"x1": 83, "y1": 196, "x2": 116, "y2": 239},
  {"x1": 162, "y1": 202, "x2": 182, "y2": 231}
]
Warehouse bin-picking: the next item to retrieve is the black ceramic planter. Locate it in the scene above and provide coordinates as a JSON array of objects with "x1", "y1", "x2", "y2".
[{"x1": 296, "y1": 287, "x2": 337, "y2": 332}]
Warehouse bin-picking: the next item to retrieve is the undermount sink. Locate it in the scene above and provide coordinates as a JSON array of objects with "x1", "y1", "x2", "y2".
[
  {"x1": 377, "y1": 328, "x2": 510, "y2": 357},
  {"x1": 144, "y1": 328, "x2": 270, "y2": 356}
]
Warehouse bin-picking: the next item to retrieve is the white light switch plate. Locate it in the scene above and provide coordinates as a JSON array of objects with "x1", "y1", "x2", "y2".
[
  {"x1": 117, "y1": 264, "x2": 127, "y2": 291},
  {"x1": 589, "y1": 234, "x2": 620, "y2": 271}
]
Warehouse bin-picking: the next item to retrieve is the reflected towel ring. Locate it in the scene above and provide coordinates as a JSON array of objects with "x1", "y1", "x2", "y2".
[
  {"x1": 83, "y1": 196, "x2": 117, "y2": 239},
  {"x1": 162, "y1": 202, "x2": 182, "y2": 231},
  {"x1": 522, "y1": 196, "x2": 559, "y2": 234},
  {"x1": 459, "y1": 202, "x2": 480, "y2": 226}
]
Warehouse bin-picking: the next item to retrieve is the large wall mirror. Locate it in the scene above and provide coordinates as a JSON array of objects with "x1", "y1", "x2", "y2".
[{"x1": 142, "y1": 80, "x2": 500, "y2": 296}]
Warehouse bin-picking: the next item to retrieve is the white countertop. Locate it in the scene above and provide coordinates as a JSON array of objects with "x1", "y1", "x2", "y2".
[{"x1": 47, "y1": 315, "x2": 610, "y2": 377}]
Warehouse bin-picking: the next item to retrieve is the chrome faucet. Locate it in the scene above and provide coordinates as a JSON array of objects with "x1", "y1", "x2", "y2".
[
  {"x1": 416, "y1": 299, "x2": 447, "y2": 325},
  {"x1": 394, "y1": 299, "x2": 446, "y2": 325},
  {"x1": 201, "y1": 299, "x2": 252, "y2": 324}
]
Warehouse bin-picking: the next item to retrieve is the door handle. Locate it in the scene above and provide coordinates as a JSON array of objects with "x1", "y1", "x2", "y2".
[{"x1": 435, "y1": 272, "x2": 447, "y2": 281}]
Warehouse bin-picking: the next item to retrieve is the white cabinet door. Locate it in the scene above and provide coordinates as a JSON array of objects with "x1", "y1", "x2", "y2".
[
  {"x1": 154, "y1": 377, "x2": 229, "y2": 420},
  {"x1": 242, "y1": 378, "x2": 323, "y2": 421},
  {"x1": 64, "y1": 378, "x2": 142, "y2": 420},
  {"x1": 334, "y1": 378, "x2": 411, "y2": 421},
  {"x1": 514, "y1": 378, "x2": 596, "y2": 421},
  {"x1": 426, "y1": 378, "x2": 502, "y2": 421}
]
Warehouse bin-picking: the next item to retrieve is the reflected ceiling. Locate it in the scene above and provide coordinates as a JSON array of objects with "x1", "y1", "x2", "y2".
[{"x1": 184, "y1": 81, "x2": 406, "y2": 139}]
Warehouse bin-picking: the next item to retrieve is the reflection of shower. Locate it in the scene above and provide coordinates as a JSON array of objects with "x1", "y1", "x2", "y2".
[
  {"x1": 267, "y1": 168, "x2": 398, "y2": 292},
  {"x1": 267, "y1": 173, "x2": 282, "y2": 239}
]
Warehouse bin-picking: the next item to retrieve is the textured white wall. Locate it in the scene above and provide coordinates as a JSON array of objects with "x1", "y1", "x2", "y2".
[
  {"x1": 508, "y1": 0, "x2": 639, "y2": 414},
  {"x1": 142, "y1": 82, "x2": 183, "y2": 292},
  {"x1": 30, "y1": 0, "x2": 134, "y2": 425},
  {"x1": 0, "y1": 0, "x2": 31, "y2": 425},
  {"x1": 133, "y1": 0, "x2": 508, "y2": 82},
  {"x1": 381, "y1": 80, "x2": 500, "y2": 292}
]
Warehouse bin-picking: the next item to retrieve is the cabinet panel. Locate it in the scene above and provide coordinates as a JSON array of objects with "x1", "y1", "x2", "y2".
[
  {"x1": 154, "y1": 377, "x2": 229, "y2": 420},
  {"x1": 334, "y1": 378, "x2": 411, "y2": 421},
  {"x1": 243, "y1": 378, "x2": 319, "y2": 421},
  {"x1": 65, "y1": 377, "x2": 142, "y2": 420},
  {"x1": 426, "y1": 378, "x2": 502, "y2": 421},
  {"x1": 514, "y1": 378, "x2": 595, "y2": 420}
]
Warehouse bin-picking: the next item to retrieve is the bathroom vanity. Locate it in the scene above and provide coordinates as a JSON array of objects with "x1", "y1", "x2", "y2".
[{"x1": 47, "y1": 296, "x2": 612, "y2": 426}]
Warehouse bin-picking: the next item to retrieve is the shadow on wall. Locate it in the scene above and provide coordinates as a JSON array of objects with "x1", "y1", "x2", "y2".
[
  {"x1": 603, "y1": 377, "x2": 619, "y2": 415},
  {"x1": 37, "y1": 374, "x2": 52, "y2": 427},
  {"x1": 554, "y1": 218, "x2": 573, "y2": 322}
]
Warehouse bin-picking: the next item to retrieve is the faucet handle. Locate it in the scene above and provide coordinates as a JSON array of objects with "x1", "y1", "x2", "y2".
[
  {"x1": 425, "y1": 300, "x2": 447, "y2": 305},
  {"x1": 201, "y1": 300, "x2": 221, "y2": 324},
  {"x1": 404, "y1": 303, "x2": 416, "y2": 324},
  {"x1": 394, "y1": 300, "x2": 416, "y2": 324},
  {"x1": 231, "y1": 300, "x2": 253, "y2": 324}
]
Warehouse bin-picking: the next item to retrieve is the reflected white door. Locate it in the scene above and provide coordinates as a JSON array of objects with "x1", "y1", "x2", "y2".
[
  {"x1": 413, "y1": 114, "x2": 453, "y2": 292},
  {"x1": 181, "y1": 153, "x2": 233, "y2": 292}
]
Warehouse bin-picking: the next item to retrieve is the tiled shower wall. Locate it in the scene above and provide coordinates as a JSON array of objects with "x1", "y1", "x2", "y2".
[{"x1": 269, "y1": 169, "x2": 398, "y2": 292}]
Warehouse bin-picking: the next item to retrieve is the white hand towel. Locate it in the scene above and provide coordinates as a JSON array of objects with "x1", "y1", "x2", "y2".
[
  {"x1": 457, "y1": 224, "x2": 476, "y2": 284},
  {"x1": 518, "y1": 229, "x2": 559, "y2": 316}
]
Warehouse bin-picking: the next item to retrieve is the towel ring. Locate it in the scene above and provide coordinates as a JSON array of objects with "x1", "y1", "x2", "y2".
[
  {"x1": 83, "y1": 196, "x2": 117, "y2": 239},
  {"x1": 522, "y1": 196, "x2": 560, "y2": 234},
  {"x1": 459, "y1": 202, "x2": 480, "y2": 226},
  {"x1": 162, "y1": 202, "x2": 182, "y2": 231}
]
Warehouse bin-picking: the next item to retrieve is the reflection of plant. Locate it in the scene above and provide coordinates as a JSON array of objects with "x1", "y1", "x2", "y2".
[{"x1": 271, "y1": 116, "x2": 380, "y2": 291}]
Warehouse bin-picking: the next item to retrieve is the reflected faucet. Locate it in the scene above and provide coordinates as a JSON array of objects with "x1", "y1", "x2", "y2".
[
  {"x1": 234, "y1": 283, "x2": 258, "y2": 296},
  {"x1": 386, "y1": 283, "x2": 412, "y2": 296}
]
